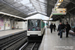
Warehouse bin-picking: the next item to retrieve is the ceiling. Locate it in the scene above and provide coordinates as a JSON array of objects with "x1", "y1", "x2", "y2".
[
  {"x1": 0, "y1": 0, "x2": 48, "y2": 17},
  {"x1": 0, "y1": 0, "x2": 57, "y2": 18},
  {"x1": 52, "y1": 0, "x2": 75, "y2": 21},
  {"x1": 0, "y1": 0, "x2": 75, "y2": 21}
]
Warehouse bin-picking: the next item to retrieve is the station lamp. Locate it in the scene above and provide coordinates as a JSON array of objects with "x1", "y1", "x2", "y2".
[
  {"x1": 56, "y1": 3, "x2": 61, "y2": 6},
  {"x1": 55, "y1": 6, "x2": 58, "y2": 9},
  {"x1": 55, "y1": 7, "x2": 58, "y2": 9},
  {"x1": 58, "y1": 0, "x2": 63, "y2": 3}
]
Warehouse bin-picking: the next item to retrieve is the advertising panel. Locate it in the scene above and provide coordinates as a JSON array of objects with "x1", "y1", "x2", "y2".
[{"x1": 0, "y1": 18, "x2": 4, "y2": 30}]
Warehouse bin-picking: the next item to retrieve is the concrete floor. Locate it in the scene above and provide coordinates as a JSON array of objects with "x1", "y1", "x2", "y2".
[
  {"x1": 39, "y1": 28, "x2": 75, "y2": 50},
  {"x1": 0, "y1": 29, "x2": 26, "y2": 37}
]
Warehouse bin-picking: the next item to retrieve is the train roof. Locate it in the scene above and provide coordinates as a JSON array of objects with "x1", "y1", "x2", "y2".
[{"x1": 27, "y1": 19, "x2": 42, "y2": 20}]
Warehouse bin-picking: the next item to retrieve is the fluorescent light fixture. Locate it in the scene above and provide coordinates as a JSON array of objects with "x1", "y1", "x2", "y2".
[
  {"x1": 56, "y1": 3, "x2": 61, "y2": 6},
  {"x1": 58, "y1": 0, "x2": 63, "y2": 3},
  {"x1": 50, "y1": 18, "x2": 53, "y2": 20},
  {"x1": 49, "y1": 14, "x2": 53, "y2": 20},
  {"x1": 55, "y1": 7, "x2": 58, "y2": 8},
  {"x1": 55, "y1": 6, "x2": 58, "y2": 9},
  {"x1": 0, "y1": 12, "x2": 25, "y2": 20}
]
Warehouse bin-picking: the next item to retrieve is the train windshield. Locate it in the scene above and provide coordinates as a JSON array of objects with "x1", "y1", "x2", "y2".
[{"x1": 28, "y1": 20, "x2": 41, "y2": 31}]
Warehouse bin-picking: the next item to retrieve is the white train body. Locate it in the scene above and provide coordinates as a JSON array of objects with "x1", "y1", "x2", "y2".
[{"x1": 27, "y1": 19, "x2": 45, "y2": 42}]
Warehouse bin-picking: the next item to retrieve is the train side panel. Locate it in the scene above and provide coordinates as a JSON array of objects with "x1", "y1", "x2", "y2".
[{"x1": 41, "y1": 21, "x2": 45, "y2": 35}]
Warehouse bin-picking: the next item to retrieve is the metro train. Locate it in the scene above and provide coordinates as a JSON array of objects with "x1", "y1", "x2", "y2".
[{"x1": 27, "y1": 19, "x2": 45, "y2": 42}]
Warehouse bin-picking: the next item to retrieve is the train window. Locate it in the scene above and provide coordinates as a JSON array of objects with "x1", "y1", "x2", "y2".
[{"x1": 28, "y1": 20, "x2": 41, "y2": 31}]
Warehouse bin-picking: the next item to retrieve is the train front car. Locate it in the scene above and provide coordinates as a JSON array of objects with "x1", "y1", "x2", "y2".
[{"x1": 27, "y1": 19, "x2": 45, "y2": 42}]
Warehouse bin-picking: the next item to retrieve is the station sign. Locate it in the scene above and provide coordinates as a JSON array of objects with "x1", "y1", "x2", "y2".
[{"x1": 52, "y1": 8, "x2": 66, "y2": 15}]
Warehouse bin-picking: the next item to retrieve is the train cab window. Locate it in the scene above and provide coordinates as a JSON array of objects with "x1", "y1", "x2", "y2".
[{"x1": 28, "y1": 20, "x2": 41, "y2": 31}]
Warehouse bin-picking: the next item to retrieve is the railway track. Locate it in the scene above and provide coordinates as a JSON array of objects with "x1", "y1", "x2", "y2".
[
  {"x1": 0, "y1": 31, "x2": 27, "y2": 50},
  {"x1": 0, "y1": 31, "x2": 41, "y2": 50},
  {"x1": 19, "y1": 42, "x2": 40, "y2": 50}
]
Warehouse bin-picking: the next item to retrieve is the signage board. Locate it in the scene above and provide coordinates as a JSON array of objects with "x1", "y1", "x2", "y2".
[{"x1": 52, "y1": 8, "x2": 66, "y2": 15}]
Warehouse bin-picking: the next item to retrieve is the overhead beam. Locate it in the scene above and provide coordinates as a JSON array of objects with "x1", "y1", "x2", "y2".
[
  {"x1": 25, "y1": 12, "x2": 38, "y2": 17},
  {"x1": 47, "y1": 0, "x2": 50, "y2": 16},
  {"x1": 68, "y1": 7, "x2": 75, "y2": 12},
  {"x1": 30, "y1": 0, "x2": 38, "y2": 12},
  {"x1": 39, "y1": 1, "x2": 47, "y2": 4},
  {"x1": 37, "y1": 0, "x2": 43, "y2": 12},
  {"x1": 0, "y1": 14, "x2": 4, "y2": 18},
  {"x1": 38, "y1": 12, "x2": 48, "y2": 17}
]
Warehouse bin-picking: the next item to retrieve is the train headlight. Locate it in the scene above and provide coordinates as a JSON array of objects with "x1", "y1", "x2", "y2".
[
  {"x1": 38, "y1": 34, "x2": 41, "y2": 36},
  {"x1": 29, "y1": 29, "x2": 30, "y2": 31},
  {"x1": 38, "y1": 29, "x2": 39, "y2": 31},
  {"x1": 27, "y1": 34, "x2": 30, "y2": 36}
]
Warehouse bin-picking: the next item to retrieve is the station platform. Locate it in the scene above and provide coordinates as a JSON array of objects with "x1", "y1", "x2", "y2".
[
  {"x1": 39, "y1": 28, "x2": 75, "y2": 50},
  {"x1": 0, "y1": 29, "x2": 26, "y2": 38}
]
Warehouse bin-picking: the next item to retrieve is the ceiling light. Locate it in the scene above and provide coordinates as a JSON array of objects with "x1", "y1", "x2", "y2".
[
  {"x1": 56, "y1": 3, "x2": 61, "y2": 6},
  {"x1": 49, "y1": 14, "x2": 53, "y2": 20},
  {"x1": 50, "y1": 18, "x2": 53, "y2": 20},
  {"x1": 58, "y1": 0, "x2": 63, "y2": 3},
  {"x1": 55, "y1": 6, "x2": 58, "y2": 9}
]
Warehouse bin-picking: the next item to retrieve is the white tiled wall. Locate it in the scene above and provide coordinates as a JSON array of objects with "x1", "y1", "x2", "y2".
[{"x1": 15, "y1": 21, "x2": 27, "y2": 30}]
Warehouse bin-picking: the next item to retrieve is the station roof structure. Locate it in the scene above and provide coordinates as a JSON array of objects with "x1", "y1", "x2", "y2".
[
  {"x1": 0, "y1": 0, "x2": 75, "y2": 21},
  {"x1": 25, "y1": 14, "x2": 50, "y2": 20}
]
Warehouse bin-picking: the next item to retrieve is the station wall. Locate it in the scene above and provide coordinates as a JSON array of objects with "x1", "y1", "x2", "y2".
[
  {"x1": 15, "y1": 21, "x2": 27, "y2": 30},
  {"x1": 5, "y1": 18, "x2": 11, "y2": 30},
  {"x1": 0, "y1": 17, "x2": 14, "y2": 31},
  {"x1": 0, "y1": 17, "x2": 27, "y2": 31},
  {"x1": 10, "y1": 20, "x2": 14, "y2": 29},
  {"x1": 0, "y1": 18, "x2": 4, "y2": 30}
]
